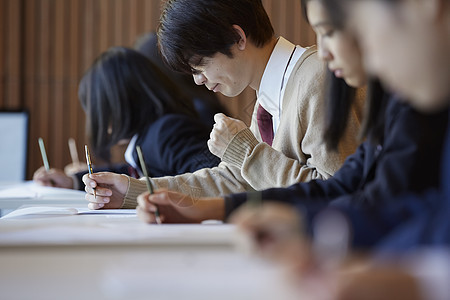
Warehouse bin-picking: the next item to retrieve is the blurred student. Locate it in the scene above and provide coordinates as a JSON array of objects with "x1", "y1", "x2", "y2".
[
  {"x1": 133, "y1": 0, "x2": 447, "y2": 232},
  {"x1": 33, "y1": 47, "x2": 220, "y2": 190},
  {"x1": 82, "y1": 0, "x2": 363, "y2": 210},
  {"x1": 237, "y1": 0, "x2": 450, "y2": 298}
]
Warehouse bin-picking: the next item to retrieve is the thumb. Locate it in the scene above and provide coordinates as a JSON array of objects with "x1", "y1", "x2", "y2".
[
  {"x1": 147, "y1": 189, "x2": 172, "y2": 206},
  {"x1": 214, "y1": 113, "x2": 227, "y2": 123}
]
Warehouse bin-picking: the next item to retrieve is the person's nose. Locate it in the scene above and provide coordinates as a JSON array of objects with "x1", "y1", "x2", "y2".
[{"x1": 193, "y1": 73, "x2": 207, "y2": 85}]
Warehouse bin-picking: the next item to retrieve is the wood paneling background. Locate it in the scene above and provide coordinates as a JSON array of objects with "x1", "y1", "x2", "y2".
[{"x1": 0, "y1": 0, "x2": 315, "y2": 179}]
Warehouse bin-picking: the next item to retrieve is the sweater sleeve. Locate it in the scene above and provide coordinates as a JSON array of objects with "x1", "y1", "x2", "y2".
[
  {"x1": 224, "y1": 143, "x2": 367, "y2": 218},
  {"x1": 122, "y1": 162, "x2": 256, "y2": 208},
  {"x1": 222, "y1": 49, "x2": 363, "y2": 190},
  {"x1": 225, "y1": 100, "x2": 448, "y2": 221}
]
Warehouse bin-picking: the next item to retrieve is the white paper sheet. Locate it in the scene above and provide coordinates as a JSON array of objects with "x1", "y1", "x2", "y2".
[{"x1": 0, "y1": 181, "x2": 85, "y2": 200}]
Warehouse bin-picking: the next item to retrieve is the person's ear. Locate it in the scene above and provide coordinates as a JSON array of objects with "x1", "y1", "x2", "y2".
[{"x1": 232, "y1": 25, "x2": 247, "y2": 50}]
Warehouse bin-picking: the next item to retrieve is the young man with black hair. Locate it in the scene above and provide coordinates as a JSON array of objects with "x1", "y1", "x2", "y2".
[{"x1": 83, "y1": 0, "x2": 362, "y2": 210}]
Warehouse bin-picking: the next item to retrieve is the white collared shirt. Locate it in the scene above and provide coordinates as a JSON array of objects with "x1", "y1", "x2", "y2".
[
  {"x1": 124, "y1": 134, "x2": 140, "y2": 175},
  {"x1": 257, "y1": 37, "x2": 306, "y2": 134}
]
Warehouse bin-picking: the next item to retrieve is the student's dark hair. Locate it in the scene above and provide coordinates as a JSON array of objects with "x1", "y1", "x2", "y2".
[
  {"x1": 78, "y1": 46, "x2": 197, "y2": 161},
  {"x1": 323, "y1": 71, "x2": 357, "y2": 150},
  {"x1": 324, "y1": 75, "x2": 389, "y2": 150},
  {"x1": 157, "y1": 0, "x2": 274, "y2": 74},
  {"x1": 360, "y1": 78, "x2": 390, "y2": 145}
]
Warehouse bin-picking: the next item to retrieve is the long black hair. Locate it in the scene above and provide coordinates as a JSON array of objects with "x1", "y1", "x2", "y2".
[
  {"x1": 78, "y1": 47, "x2": 198, "y2": 161},
  {"x1": 302, "y1": 0, "x2": 388, "y2": 149}
]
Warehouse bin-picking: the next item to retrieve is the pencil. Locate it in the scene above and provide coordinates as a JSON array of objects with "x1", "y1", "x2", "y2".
[
  {"x1": 38, "y1": 137, "x2": 50, "y2": 171},
  {"x1": 136, "y1": 145, "x2": 161, "y2": 224},
  {"x1": 84, "y1": 145, "x2": 96, "y2": 199},
  {"x1": 68, "y1": 138, "x2": 79, "y2": 165},
  {"x1": 38, "y1": 137, "x2": 56, "y2": 186}
]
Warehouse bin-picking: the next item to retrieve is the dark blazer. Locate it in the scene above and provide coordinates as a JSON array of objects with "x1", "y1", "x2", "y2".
[
  {"x1": 371, "y1": 108, "x2": 450, "y2": 252},
  {"x1": 326, "y1": 108, "x2": 450, "y2": 251},
  {"x1": 75, "y1": 114, "x2": 220, "y2": 189},
  {"x1": 225, "y1": 97, "x2": 449, "y2": 248}
]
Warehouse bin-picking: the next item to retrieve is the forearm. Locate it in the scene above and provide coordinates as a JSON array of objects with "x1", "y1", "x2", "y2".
[
  {"x1": 124, "y1": 163, "x2": 254, "y2": 207},
  {"x1": 224, "y1": 178, "x2": 346, "y2": 219},
  {"x1": 196, "y1": 197, "x2": 226, "y2": 221}
]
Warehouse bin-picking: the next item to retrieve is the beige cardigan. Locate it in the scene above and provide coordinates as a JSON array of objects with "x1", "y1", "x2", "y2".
[{"x1": 122, "y1": 46, "x2": 363, "y2": 207}]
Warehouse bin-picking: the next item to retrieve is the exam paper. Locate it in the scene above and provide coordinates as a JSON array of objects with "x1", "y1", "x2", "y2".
[
  {"x1": 0, "y1": 206, "x2": 136, "y2": 219},
  {"x1": 0, "y1": 181, "x2": 85, "y2": 200}
]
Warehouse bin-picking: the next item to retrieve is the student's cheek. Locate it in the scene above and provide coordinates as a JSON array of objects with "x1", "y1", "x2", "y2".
[{"x1": 349, "y1": 3, "x2": 391, "y2": 77}]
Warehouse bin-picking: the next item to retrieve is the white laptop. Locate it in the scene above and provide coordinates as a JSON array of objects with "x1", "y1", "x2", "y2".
[{"x1": 0, "y1": 110, "x2": 29, "y2": 182}]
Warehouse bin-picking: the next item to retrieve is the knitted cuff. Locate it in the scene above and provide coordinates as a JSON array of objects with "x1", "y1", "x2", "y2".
[
  {"x1": 222, "y1": 128, "x2": 259, "y2": 168},
  {"x1": 121, "y1": 176, "x2": 148, "y2": 209}
]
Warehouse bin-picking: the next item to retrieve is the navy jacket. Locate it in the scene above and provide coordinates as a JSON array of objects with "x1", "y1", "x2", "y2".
[
  {"x1": 225, "y1": 98, "x2": 448, "y2": 248},
  {"x1": 345, "y1": 108, "x2": 450, "y2": 252},
  {"x1": 75, "y1": 114, "x2": 220, "y2": 189}
]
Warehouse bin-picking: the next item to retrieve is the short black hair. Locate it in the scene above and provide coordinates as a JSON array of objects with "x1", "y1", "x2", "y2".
[
  {"x1": 157, "y1": 0, "x2": 274, "y2": 74},
  {"x1": 78, "y1": 47, "x2": 197, "y2": 160}
]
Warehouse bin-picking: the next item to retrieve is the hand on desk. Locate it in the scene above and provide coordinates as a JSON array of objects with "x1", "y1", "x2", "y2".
[
  {"x1": 207, "y1": 113, "x2": 247, "y2": 159},
  {"x1": 136, "y1": 190, "x2": 225, "y2": 224},
  {"x1": 83, "y1": 172, "x2": 128, "y2": 209},
  {"x1": 231, "y1": 204, "x2": 425, "y2": 300},
  {"x1": 231, "y1": 202, "x2": 312, "y2": 273},
  {"x1": 33, "y1": 166, "x2": 74, "y2": 189}
]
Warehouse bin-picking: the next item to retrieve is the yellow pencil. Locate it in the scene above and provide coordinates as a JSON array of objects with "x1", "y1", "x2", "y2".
[{"x1": 84, "y1": 145, "x2": 96, "y2": 199}]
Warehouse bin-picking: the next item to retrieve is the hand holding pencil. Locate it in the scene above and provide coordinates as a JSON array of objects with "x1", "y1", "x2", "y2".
[{"x1": 33, "y1": 137, "x2": 78, "y2": 189}]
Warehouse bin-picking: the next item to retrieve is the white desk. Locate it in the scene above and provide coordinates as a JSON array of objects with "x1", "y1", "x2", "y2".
[
  {"x1": 0, "y1": 203, "x2": 297, "y2": 300},
  {"x1": 0, "y1": 244, "x2": 296, "y2": 300},
  {"x1": 0, "y1": 181, "x2": 86, "y2": 212}
]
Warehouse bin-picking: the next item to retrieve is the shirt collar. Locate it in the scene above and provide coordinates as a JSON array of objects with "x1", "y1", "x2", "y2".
[
  {"x1": 257, "y1": 37, "x2": 296, "y2": 116},
  {"x1": 124, "y1": 134, "x2": 139, "y2": 171}
]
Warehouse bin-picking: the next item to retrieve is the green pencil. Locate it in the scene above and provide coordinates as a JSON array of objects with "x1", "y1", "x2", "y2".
[{"x1": 136, "y1": 145, "x2": 161, "y2": 224}]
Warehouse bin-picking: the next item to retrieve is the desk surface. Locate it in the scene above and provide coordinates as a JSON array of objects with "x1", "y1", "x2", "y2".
[
  {"x1": 0, "y1": 209, "x2": 293, "y2": 300},
  {"x1": 0, "y1": 190, "x2": 298, "y2": 300},
  {"x1": 0, "y1": 244, "x2": 296, "y2": 300}
]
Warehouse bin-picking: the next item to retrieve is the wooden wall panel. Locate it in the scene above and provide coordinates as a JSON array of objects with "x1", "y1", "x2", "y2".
[
  {"x1": 0, "y1": 0, "x2": 315, "y2": 179},
  {"x1": 2, "y1": 0, "x2": 22, "y2": 109},
  {"x1": 0, "y1": 0, "x2": 4, "y2": 108}
]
